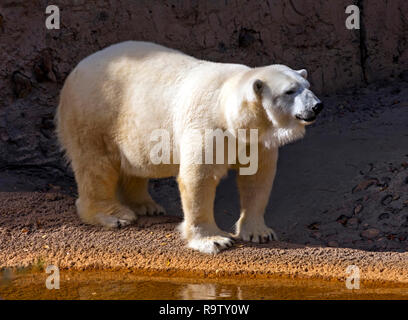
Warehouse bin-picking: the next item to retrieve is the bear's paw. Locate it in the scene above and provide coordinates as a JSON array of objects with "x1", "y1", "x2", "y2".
[
  {"x1": 235, "y1": 220, "x2": 278, "y2": 243},
  {"x1": 187, "y1": 235, "x2": 235, "y2": 254}
]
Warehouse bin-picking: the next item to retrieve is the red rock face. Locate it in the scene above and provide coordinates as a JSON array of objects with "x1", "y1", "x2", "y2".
[
  {"x1": 0, "y1": 0, "x2": 407, "y2": 170},
  {"x1": 362, "y1": 1, "x2": 408, "y2": 82}
]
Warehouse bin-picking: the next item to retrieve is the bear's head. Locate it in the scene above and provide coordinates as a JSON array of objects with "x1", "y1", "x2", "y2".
[{"x1": 225, "y1": 64, "x2": 323, "y2": 148}]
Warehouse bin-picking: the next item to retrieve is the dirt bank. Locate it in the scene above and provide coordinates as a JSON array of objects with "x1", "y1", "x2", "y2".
[{"x1": 0, "y1": 191, "x2": 407, "y2": 284}]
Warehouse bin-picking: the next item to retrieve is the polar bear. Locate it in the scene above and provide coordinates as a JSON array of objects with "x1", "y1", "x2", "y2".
[{"x1": 56, "y1": 41, "x2": 322, "y2": 254}]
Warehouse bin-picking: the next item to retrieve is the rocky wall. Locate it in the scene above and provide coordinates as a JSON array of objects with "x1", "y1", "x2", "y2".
[{"x1": 0, "y1": 0, "x2": 406, "y2": 171}]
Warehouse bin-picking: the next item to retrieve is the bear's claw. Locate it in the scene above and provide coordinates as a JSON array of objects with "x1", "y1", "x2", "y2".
[
  {"x1": 95, "y1": 212, "x2": 136, "y2": 229},
  {"x1": 235, "y1": 222, "x2": 278, "y2": 243}
]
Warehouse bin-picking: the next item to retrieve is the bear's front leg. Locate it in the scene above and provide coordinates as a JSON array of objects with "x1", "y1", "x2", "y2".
[
  {"x1": 177, "y1": 164, "x2": 234, "y2": 254},
  {"x1": 235, "y1": 146, "x2": 279, "y2": 243}
]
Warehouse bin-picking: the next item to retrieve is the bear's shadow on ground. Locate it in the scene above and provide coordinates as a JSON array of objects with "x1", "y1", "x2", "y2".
[{"x1": 2, "y1": 166, "x2": 405, "y2": 253}]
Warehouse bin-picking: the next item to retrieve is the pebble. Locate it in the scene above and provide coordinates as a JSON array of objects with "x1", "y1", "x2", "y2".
[
  {"x1": 378, "y1": 212, "x2": 390, "y2": 220},
  {"x1": 307, "y1": 222, "x2": 320, "y2": 230},
  {"x1": 352, "y1": 178, "x2": 378, "y2": 193},
  {"x1": 327, "y1": 241, "x2": 338, "y2": 247},
  {"x1": 381, "y1": 194, "x2": 393, "y2": 206},
  {"x1": 336, "y1": 215, "x2": 348, "y2": 225},
  {"x1": 361, "y1": 228, "x2": 380, "y2": 239},
  {"x1": 347, "y1": 217, "x2": 359, "y2": 226},
  {"x1": 354, "y1": 204, "x2": 363, "y2": 214},
  {"x1": 45, "y1": 193, "x2": 59, "y2": 201}
]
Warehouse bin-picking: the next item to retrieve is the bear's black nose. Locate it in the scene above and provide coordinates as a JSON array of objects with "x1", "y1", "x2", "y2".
[{"x1": 312, "y1": 102, "x2": 324, "y2": 115}]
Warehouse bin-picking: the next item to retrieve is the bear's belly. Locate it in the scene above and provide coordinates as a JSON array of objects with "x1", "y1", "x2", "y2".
[
  {"x1": 126, "y1": 164, "x2": 179, "y2": 178},
  {"x1": 120, "y1": 153, "x2": 180, "y2": 178}
]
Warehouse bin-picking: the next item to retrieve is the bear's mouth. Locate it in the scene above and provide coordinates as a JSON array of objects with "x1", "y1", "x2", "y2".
[{"x1": 295, "y1": 114, "x2": 316, "y2": 123}]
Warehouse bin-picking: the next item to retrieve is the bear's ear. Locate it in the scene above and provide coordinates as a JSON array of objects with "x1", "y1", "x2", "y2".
[
  {"x1": 297, "y1": 69, "x2": 308, "y2": 79},
  {"x1": 253, "y1": 79, "x2": 264, "y2": 96}
]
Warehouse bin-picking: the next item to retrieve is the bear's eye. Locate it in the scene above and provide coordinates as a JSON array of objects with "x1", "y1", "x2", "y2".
[{"x1": 285, "y1": 89, "x2": 296, "y2": 95}]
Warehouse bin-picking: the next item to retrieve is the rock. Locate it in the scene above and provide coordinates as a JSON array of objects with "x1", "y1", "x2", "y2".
[
  {"x1": 12, "y1": 71, "x2": 32, "y2": 98},
  {"x1": 352, "y1": 178, "x2": 378, "y2": 193},
  {"x1": 361, "y1": 228, "x2": 380, "y2": 239},
  {"x1": 336, "y1": 215, "x2": 348, "y2": 226},
  {"x1": 327, "y1": 241, "x2": 338, "y2": 247},
  {"x1": 353, "y1": 204, "x2": 363, "y2": 214},
  {"x1": 307, "y1": 222, "x2": 320, "y2": 230},
  {"x1": 347, "y1": 217, "x2": 359, "y2": 227},
  {"x1": 47, "y1": 70, "x2": 57, "y2": 82},
  {"x1": 378, "y1": 212, "x2": 390, "y2": 220},
  {"x1": 381, "y1": 194, "x2": 393, "y2": 206},
  {"x1": 33, "y1": 50, "x2": 57, "y2": 82},
  {"x1": 45, "y1": 193, "x2": 59, "y2": 201}
]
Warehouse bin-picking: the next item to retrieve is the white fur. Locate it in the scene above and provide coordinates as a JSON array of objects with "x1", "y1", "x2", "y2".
[{"x1": 56, "y1": 41, "x2": 321, "y2": 254}]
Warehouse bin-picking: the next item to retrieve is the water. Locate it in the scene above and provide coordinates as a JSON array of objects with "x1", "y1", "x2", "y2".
[{"x1": 1, "y1": 269, "x2": 407, "y2": 300}]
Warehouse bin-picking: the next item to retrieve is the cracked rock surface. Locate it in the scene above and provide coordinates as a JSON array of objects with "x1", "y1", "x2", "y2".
[{"x1": 0, "y1": 0, "x2": 407, "y2": 171}]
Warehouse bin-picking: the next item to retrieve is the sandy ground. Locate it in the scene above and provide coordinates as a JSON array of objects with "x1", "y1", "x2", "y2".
[
  {"x1": 0, "y1": 191, "x2": 407, "y2": 285},
  {"x1": 0, "y1": 78, "x2": 408, "y2": 284}
]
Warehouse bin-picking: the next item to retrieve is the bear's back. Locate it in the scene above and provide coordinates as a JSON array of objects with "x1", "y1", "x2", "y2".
[{"x1": 76, "y1": 41, "x2": 198, "y2": 76}]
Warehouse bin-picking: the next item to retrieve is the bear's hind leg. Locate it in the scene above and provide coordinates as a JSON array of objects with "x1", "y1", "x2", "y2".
[
  {"x1": 73, "y1": 158, "x2": 137, "y2": 228},
  {"x1": 118, "y1": 175, "x2": 165, "y2": 216}
]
